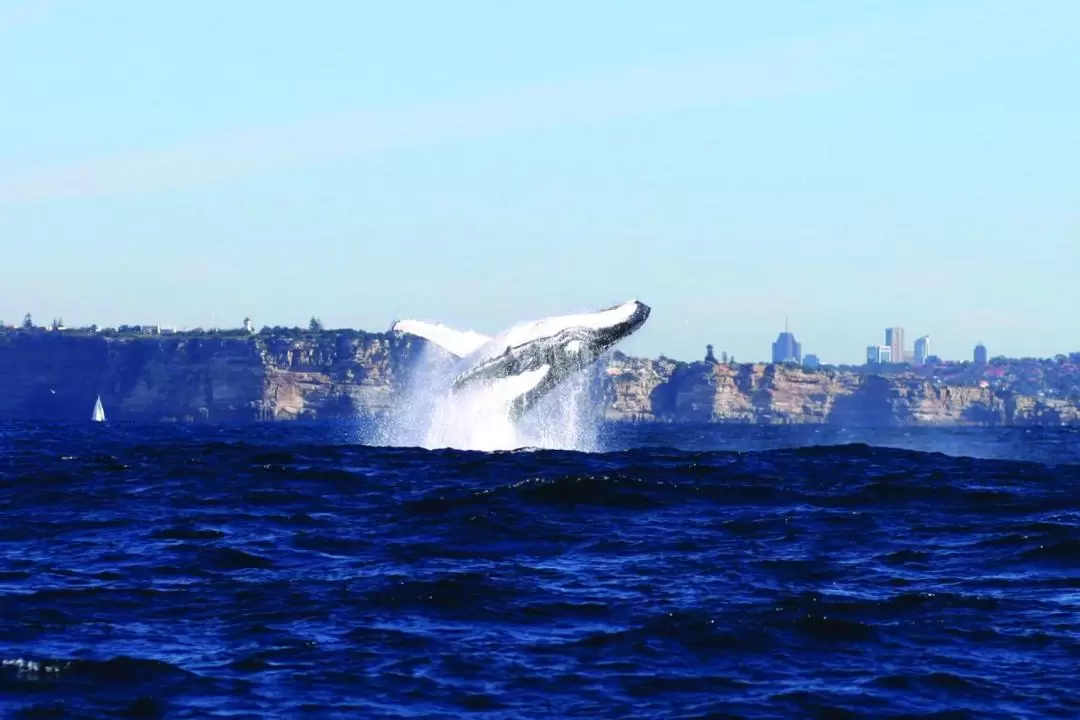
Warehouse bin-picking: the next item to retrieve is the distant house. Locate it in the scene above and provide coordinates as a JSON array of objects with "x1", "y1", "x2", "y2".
[{"x1": 117, "y1": 324, "x2": 161, "y2": 335}]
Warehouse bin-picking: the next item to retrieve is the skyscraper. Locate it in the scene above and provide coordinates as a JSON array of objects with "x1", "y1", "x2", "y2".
[
  {"x1": 771, "y1": 320, "x2": 801, "y2": 364},
  {"x1": 974, "y1": 343, "x2": 987, "y2": 364},
  {"x1": 914, "y1": 335, "x2": 930, "y2": 366},
  {"x1": 866, "y1": 345, "x2": 892, "y2": 364},
  {"x1": 885, "y1": 327, "x2": 905, "y2": 365}
]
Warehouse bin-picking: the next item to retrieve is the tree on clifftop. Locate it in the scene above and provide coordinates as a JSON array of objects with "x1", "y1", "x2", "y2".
[
  {"x1": 309, "y1": 316, "x2": 324, "y2": 332},
  {"x1": 21, "y1": 313, "x2": 32, "y2": 329}
]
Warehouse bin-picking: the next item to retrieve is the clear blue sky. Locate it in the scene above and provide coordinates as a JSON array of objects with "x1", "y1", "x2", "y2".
[{"x1": 1, "y1": 0, "x2": 1076, "y2": 363}]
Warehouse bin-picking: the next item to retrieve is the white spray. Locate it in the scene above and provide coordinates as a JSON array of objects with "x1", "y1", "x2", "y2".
[{"x1": 372, "y1": 343, "x2": 603, "y2": 452}]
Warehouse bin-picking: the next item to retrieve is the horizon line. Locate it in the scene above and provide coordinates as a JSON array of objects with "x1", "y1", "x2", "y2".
[{"x1": 2, "y1": 322, "x2": 1073, "y2": 365}]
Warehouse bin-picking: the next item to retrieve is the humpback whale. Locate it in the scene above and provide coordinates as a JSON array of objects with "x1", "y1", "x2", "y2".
[{"x1": 392, "y1": 299, "x2": 650, "y2": 419}]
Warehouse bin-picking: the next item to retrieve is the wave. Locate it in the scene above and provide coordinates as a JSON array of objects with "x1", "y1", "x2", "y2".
[{"x1": 3, "y1": 423, "x2": 1080, "y2": 718}]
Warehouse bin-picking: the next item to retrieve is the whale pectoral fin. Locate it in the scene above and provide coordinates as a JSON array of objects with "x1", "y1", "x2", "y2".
[
  {"x1": 391, "y1": 319, "x2": 490, "y2": 358},
  {"x1": 488, "y1": 364, "x2": 550, "y2": 405}
]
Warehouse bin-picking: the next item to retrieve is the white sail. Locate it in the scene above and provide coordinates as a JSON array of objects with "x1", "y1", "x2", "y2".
[{"x1": 91, "y1": 395, "x2": 105, "y2": 422}]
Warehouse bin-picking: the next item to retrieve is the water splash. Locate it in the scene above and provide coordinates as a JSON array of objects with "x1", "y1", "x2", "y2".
[{"x1": 372, "y1": 344, "x2": 602, "y2": 452}]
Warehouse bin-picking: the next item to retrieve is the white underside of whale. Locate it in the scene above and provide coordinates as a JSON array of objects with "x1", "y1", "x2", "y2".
[
  {"x1": 483, "y1": 364, "x2": 549, "y2": 403},
  {"x1": 390, "y1": 319, "x2": 490, "y2": 358},
  {"x1": 392, "y1": 300, "x2": 640, "y2": 361}
]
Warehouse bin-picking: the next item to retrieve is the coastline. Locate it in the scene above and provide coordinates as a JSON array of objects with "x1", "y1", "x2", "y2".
[{"x1": 0, "y1": 328, "x2": 1077, "y2": 426}]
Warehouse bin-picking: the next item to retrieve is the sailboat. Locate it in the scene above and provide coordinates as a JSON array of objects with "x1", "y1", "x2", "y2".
[{"x1": 91, "y1": 395, "x2": 106, "y2": 423}]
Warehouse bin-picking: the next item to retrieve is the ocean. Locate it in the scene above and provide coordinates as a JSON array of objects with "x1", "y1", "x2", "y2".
[{"x1": 2, "y1": 422, "x2": 1079, "y2": 718}]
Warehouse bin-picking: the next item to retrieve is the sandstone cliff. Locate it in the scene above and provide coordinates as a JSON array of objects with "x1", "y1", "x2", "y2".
[
  {"x1": 600, "y1": 358, "x2": 1080, "y2": 426},
  {"x1": 0, "y1": 330, "x2": 423, "y2": 423},
  {"x1": 0, "y1": 332, "x2": 1077, "y2": 426}
]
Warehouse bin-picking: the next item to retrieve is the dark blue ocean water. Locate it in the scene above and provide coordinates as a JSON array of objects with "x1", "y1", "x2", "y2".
[{"x1": 2, "y1": 423, "x2": 1080, "y2": 719}]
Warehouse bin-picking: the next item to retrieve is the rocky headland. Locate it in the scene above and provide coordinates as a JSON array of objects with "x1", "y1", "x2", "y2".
[
  {"x1": 0, "y1": 329, "x2": 1077, "y2": 426},
  {"x1": 602, "y1": 354, "x2": 1079, "y2": 426}
]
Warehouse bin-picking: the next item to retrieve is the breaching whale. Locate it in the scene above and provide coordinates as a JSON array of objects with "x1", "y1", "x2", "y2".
[{"x1": 391, "y1": 299, "x2": 650, "y2": 419}]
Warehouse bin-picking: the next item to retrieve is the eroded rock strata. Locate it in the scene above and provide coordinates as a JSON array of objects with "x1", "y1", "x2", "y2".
[{"x1": 0, "y1": 332, "x2": 1076, "y2": 425}]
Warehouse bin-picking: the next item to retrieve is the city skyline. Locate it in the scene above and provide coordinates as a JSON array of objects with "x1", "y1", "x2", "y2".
[
  {"x1": 1, "y1": 2, "x2": 1077, "y2": 364},
  {"x1": 758, "y1": 321, "x2": 1010, "y2": 367},
  {"x1": 0, "y1": 311, "x2": 1037, "y2": 366},
  {"x1": 2, "y1": 310, "x2": 1064, "y2": 366}
]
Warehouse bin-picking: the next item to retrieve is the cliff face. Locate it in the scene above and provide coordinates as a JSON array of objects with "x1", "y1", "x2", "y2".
[
  {"x1": 597, "y1": 360, "x2": 1080, "y2": 426},
  {"x1": 0, "y1": 331, "x2": 422, "y2": 423},
  {"x1": 259, "y1": 332, "x2": 422, "y2": 420},
  {"x1": 601, "y1": 354, "x2": 679, "y2": 421},
  {"x1": 0, "y1": 332, "x2": 1077, "y2": 425}
]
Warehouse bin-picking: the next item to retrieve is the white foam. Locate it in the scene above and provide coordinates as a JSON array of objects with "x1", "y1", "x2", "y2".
[
  {"x1": 372, "y1": 345, "x2": 600, "y2": 452},
  {"x1": 2, "y1": 658, "x2": 66, "y2": 675},
  {"x1": 374, "y1": 301, "x2": 641, "y2": 452}
]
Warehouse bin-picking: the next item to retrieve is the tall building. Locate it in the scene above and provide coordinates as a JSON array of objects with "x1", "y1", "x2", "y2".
[
  {"x1": 914, "y1": 335, "x2": 930, "y2": 366},
  {"x1": 866, "y1": 345, "x2": 892, "y2": 364},
  {"x1": 772, "y1": 321, "x2": 802, "y2": 364},
  {"x1": 974, "y1": 343, "x2": 987, "y2": 364},
  {"x1": 885, "y1": 327, "x2": 906, "y2": 365}
]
